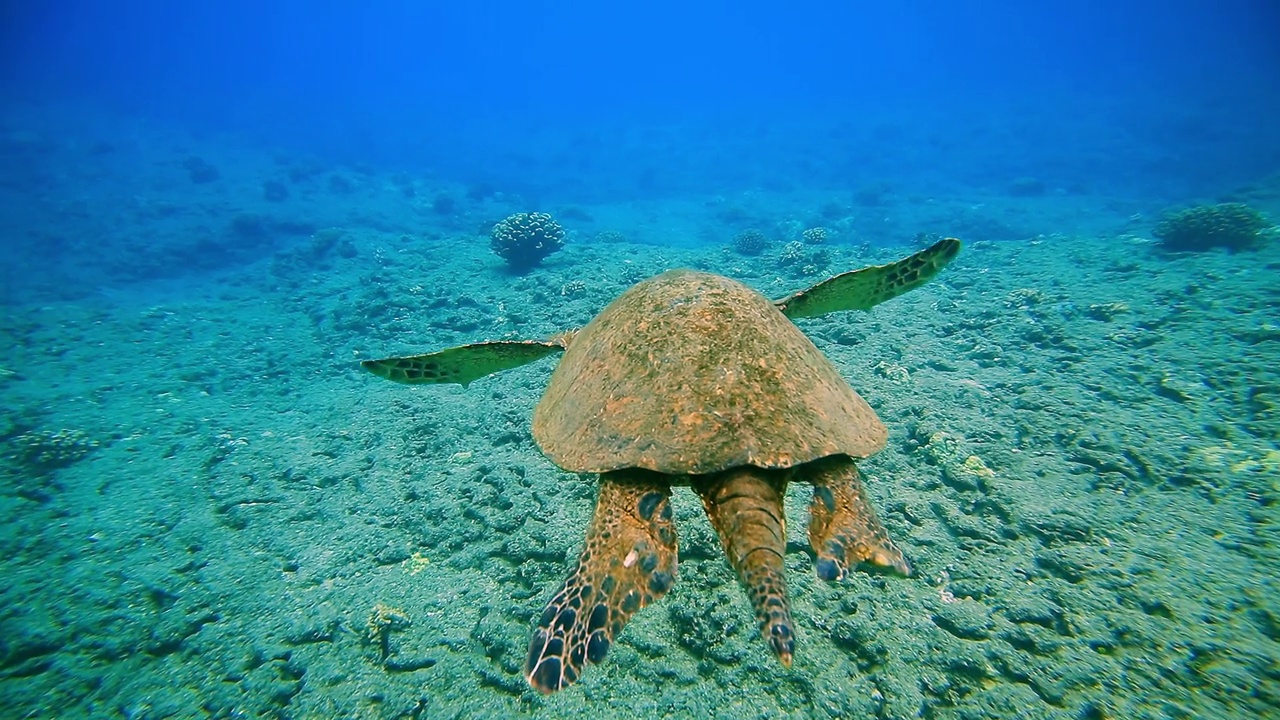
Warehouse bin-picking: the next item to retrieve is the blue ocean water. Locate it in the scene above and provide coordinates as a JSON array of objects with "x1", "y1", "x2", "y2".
[{"x1": 1, "y1": 2, "x2": 1278, "y2": 718}]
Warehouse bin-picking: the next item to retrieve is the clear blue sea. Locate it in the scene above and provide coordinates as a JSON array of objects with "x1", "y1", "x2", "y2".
[{"x1": 1, "y1": 2, "x2": 1277, "y2": 718}]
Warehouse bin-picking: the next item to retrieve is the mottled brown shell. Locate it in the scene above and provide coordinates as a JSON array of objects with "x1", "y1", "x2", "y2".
[{"x1": 531, "y1": 270, "x2": 887, "y2": 475}]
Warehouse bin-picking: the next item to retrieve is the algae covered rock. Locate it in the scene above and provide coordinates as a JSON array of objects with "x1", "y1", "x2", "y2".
[
  {"x1": 6, "y1": 427, "x2": 98, "y2": 471},
  {"x1": 1153, "y1": 202, "x2": 1270, "y2": 252}
]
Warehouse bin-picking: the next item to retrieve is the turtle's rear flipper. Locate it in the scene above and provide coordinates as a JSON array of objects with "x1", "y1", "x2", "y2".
[
  {"x1": 775, "y1": 237, "x2": 961, "y2": 320},
  {"x1": 806, "y1": 455, "x2": 911, "y2": 580},
  {"x1": 694, "y1": 467, "x2": 796, "y2": 668},
  {"x1": 361, "y1": 339, "x2": 564, "y2": 387},
  {"x1": 525, "y1": 470, "x2": 678, "y2": 694}
]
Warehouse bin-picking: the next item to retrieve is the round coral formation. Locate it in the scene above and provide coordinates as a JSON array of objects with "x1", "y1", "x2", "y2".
[
  {"x1": 802, "y1": 227, "x2": 828, "y2": 244},
  {"x1": 1153, "y1": 203, "x2": 1270, "y2": 252},
  {"x1": 731, "y1": 229, "x2": 769, "y2": 256},
  {"x1": 7, "y1": 428, "x2": 98, "y2": 470},
  {"x1": 490, "y1": 212, "x2": 565, "y2": 270}
]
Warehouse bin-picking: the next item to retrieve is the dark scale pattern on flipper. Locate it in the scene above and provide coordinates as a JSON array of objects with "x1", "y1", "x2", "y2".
[
  {"x1": 693, "y1": 467, "x2": 797, "y2": 667},
  {"x1": 525, "y1": 470, "x2": 678, "y2": 693},
  {"x1": 804, "y1": 455, "x2": 911, "y2": 580},
  {"x1": 362, "y1": 340, "x2": 563, "y2": 387},
  {"x1": 775, "y1": 237, "x2": 961, "y2": 320}
]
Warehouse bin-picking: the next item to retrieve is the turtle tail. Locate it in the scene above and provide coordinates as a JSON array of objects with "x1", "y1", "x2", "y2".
[{"x1": 693, "y1": 467, "x2": 796, "y2": 668}]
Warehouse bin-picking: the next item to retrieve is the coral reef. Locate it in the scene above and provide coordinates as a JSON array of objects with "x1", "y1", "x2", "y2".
[
  {"x1": 779, "y1": 241, "x2": 830, "y2": 276},
  {"x1": 230, "y1": 213, "x2": 270, "y2": 240},
  {"x1": 489, "y1": 212, "x2": 565, "y2": 270},
  {"x1": 2, "y1": 427, "x2": 99, "y2": 501},
  {"x1": 183, "y1": 156, "x2": 220, "y2": 184},
  {"x1": 731, "y1": 229, "x2": 769, "y2": 256},
  {"x1": 467, "y1": 183, "x2": 496, "y2": 201},
  {"x1": 328, "y1": 174, "x2": 354, "y2": 194},
  {"x1": 5, "y1": 428, "x2": 99, "y2": 471},
  {"x1": 391, "y1": 173, "x2": 415, "y2": 198},
  {"x1": 854, "y1": 181, "x2": 894, "y2": 206},
  {"x1": 262, "y1": 180, "x2": 289, "y2": 202},
  {"x1": 912, "y1": 428, "x2": 994, "y2": 491},
  {"x1": 802, "y1": 226, "x2": 828, "y2": 244},
  {"x1": 595, "y1": 230, "x2": 628, "y2": 243},
  {"x1": 365, "y1": 603, "x2": 411, "y2": 662},
  {"x1": 560, "y1": 279, "x2": 586, "y2": 296},
  {"x1": 1008, "y1": 177, "x2": 1047, "y2": 197},
  {"x1": 1153, "y1": 202, "x2": 1271, "y2": 252},
  {"x1": 431, "y1": 194, "x2": 456, "y2": 215}
]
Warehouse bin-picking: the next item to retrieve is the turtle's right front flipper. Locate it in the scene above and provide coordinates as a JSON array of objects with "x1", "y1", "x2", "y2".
[
  {"x1": 775, "y1": 237, "x2": 961, "y2": 320},
  {"x1": 525, "y1": 470, "x2": 678, "y2": 693},
  {"x1": 361, "y1": 339, "x2": 564, "y2": 387}
]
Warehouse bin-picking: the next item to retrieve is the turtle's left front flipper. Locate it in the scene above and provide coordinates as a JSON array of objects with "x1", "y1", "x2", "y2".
[
  {"x1": 525, "y1": 469, "x2": 678, "y2": 694},
  {"x1": 361, "y1": 339, "x2": 565, "y2": 387}
]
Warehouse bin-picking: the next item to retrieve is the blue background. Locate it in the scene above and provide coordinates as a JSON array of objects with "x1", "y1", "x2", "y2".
[{"x1": 6, "y1": 1, "x2": 1277, "y2": 200}]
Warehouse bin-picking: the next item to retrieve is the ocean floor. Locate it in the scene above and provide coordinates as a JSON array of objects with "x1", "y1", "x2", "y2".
[{"x1": 1, "y1": 226, "x2": 1278, "y2": 718}]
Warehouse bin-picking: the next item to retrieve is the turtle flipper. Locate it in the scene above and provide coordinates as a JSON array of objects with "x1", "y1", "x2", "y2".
[
  {"x1": 805, "y1": 455, "x2": 910, "y2": 581},
  {"x1": 775, "y1": 237, "x2": 961, "y2": 320},
  {"x1": 693, "y1": 467, "x2": 796, "y2": 668},
  {"x1": 361, "y1": 339, "x2": 564, "y2": 387},
  {"x1": 525, "y1": 470, "x2": 678, "y2": 694}
]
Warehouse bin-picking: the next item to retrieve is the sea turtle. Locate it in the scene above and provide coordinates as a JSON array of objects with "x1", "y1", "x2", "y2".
[{"x1": 362, "y1": 237, "x2": 961, "y2": 693}]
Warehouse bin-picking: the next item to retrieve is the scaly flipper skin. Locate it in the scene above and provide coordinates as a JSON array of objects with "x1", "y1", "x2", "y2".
[
  {"x1": 693, "y1": 468, "x2": 796, "y2": 667},
  {"x1": 361, "y1": 339, "x2": 565, "y2": 387},
  {"x1": 805, "y1": 455, "x2": 911, "y2": 580},
  {"x1": 775, "y1": 237, "x2": 961, "y2": 320},
  {"x1": 525, "y1": 470, "x2": 678, "y2": 693}
]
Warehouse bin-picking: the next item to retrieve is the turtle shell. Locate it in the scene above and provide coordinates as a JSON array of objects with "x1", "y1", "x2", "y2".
[{"x1": 531, "y1": 270, "x2": 887, "y2": 475}]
